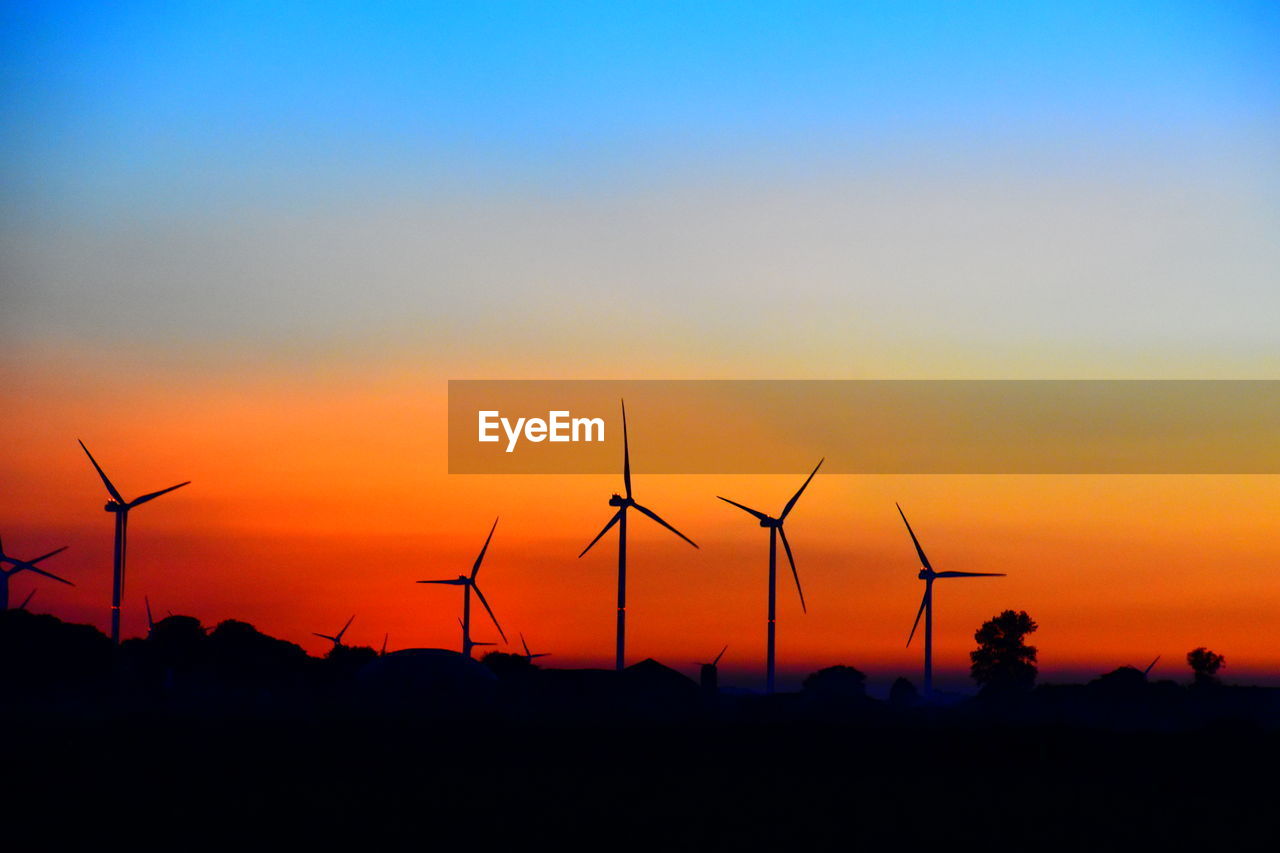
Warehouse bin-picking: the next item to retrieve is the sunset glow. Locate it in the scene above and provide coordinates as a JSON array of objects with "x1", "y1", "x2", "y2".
[{"x1": 3, "y1": 2, "x2": 1278, "y2": 692}]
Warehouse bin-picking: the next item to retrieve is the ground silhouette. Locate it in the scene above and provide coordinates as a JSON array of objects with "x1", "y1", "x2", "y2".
[{"x1": 2, "y1": 608, "x2": 1276, "y2": 848}]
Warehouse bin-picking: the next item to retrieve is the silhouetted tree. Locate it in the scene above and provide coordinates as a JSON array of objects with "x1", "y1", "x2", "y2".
[
  {"x1": 802, "y1": 665, "x2": 866, "y2": 698},
  {"x1": 314, "y1": 643, "x2": 378, "y2": 695},
  {"x1": 118, "y1": 614, "x2": 210, "y2": 694},
  {"x1": 889, "y1": 676, "x2": 919, "y2": 708},
  {"x1": 149, "y1": 615, "x2": 209, "y2": 669},
  {"x1": 1186, "y1": 647, "x2": 1224, "y2": 687},
  {"x1": 481, "y1": 650, "x2": 536, "y2": 678},
  {"x1": 0, "y1": 609, "x2": 114, "y2": 695},
  {"x1": 325, "y1": 643, "x2": 377, "y2": 667},
  {"x1": 970, "y1": 609, "x2": 1038, "y2": 695},
  {"x1": 207, "y1": 619, "x2": 308, "y2": 689}
]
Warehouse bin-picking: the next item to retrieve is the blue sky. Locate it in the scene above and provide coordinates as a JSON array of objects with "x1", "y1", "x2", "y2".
[
  {"x1": 4, "y1": 2, "x2": 1276, "y2": 212},
  {"x1": 2, "y1": 2, "x2": 1277, "y2": 376}
]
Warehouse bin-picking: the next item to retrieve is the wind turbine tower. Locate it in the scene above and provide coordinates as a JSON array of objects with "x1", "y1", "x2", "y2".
[
  {"x1": 79, "y1": 440, "x2": 190, "y2": 643},
  {"x1": 418, "y1": 517, "x2": 507, "y2": 658},
  {"x1": 897, "y1": 503, "x2": 1004, "y2": 698},
  {"x1": 580, "y1": 400, "x2": 698, "y2": 671},
  {"x1": 718, "y1": 459, "x2": 823, "y2": 694}
]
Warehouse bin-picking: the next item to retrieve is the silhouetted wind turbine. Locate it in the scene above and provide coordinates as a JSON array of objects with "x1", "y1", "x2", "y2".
[
  {"x1": 580, "y1": 400, "x2": 698, "y2": 671},
  {"x1": 418, "y1": 517, "x2": 507, "y2": 658},
  {"x1": 520, "y1": 633, "x2": 549, "y2": 662},
  {"x1": 313, "y1": 614, "x2": 356, "y2": 650},
  {"x1": 719, "y1": 459, "x2": 822, "y2": 694},
  {"x1": 697, "y1": 645, "x2": 728, "y2": 693},
  {"x1": 460, "y1": 617, "x2": 497, "y2": 651},
  {"x1": 380, "y1": 633, "x2": 389, "y2": 657},
  {"x1": 897, "y1": 503, "x2": 1004, "y2": 698},
  {"x1": 78, "y1": 440, "x2": 190, "y2": 643},
  {"x1": 145, "y1": 596, "x2": 156, "y2": 637},
  {"x1": 0, "y1": 537, "x2": 72, "y2": 610}
]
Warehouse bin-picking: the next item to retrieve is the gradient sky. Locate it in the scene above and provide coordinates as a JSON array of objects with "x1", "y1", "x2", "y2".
[{"x1": 2, "y1": 2, "x2": 1278, "y2": 690}]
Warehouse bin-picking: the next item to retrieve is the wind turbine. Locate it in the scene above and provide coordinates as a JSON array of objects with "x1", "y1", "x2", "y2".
[
  {"x1": 0, "y1": 537, "x2": 72, "y2": 610},
  {"x1": 313, "y1": 614, "x2": 356, "y2": 650},
  {"x1": 460, "y1": 618, "x2": 496, "y2": 652},
  {"x1": 718, "y1": 459, "x2": 823, "y2": 694},
  {"x1": 697, "y1": 645, "x2": 728, "y2": 693},
  {"x1": 897, "y1": 503, "x2": 1004, "y2": 698},
  {"x1": 78, "y1": 440, "x2": 190, "y2": 643},
  {"x1": 380, "y1": 633, "x2": 389, "y2": 657},
  {"x1": 580, "y1": 400, "x2": 698, "y2": 671},
  {"x1": 145, "y1": 596, "x2": 156, "y2": 637},
  {"x1": 520, "y1": 633, "x2": 550, "y2": 662},
  {"x1": 418, "y1": 517, "x2": 507, "y2": 658}
]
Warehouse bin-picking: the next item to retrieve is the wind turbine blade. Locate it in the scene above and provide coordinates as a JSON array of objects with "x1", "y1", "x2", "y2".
[
  {"x1": 716, "y1": 496, "x2": 770, "y2": 523},
  {"x1": 621, "y1": 399, "x2": 632, "y2": 499},
  {"x1": 145, "y1": 596, "x2": 154, "y2": 629},
  {"x1": 520, "y1": 633, "x2": 532, "y2": 657},
  {"x1": 471, "y1": 583, "x2": 507, "y2": 644},
  {"x1": 906, "y1": 589, "x2": 928, "y2": 647},
  {"x1": 23, "y1": 563, "x2": 73, "y2": 584},
  {"x1": 780, "y1": 458, "x2": 823, "y2": 521},
  {"x1": 631, "y1": 502, "x2": 698, "y2": 549},
  {"x1": 713, "y1": 645, "x2": 728, "y2": 666},
  {"x1": 895, "y1": 503, "x2": 933, "y2": 571},
  {"x1": 417, "y1": 579, "x2": 467, "y2": 585},
  {"x1": 11, "y1": 561, "x2": 74, "y2": 586},
  {"x1": 336, "y1": 614, "x2": 355, "y2": 642},
  {"x1": 78, "y1": 440, "x2": 125, "y2": 504},
  {"x1": 471, "y1": 516, "x2": 499, "y2": 580},
  {"x1": 18, "y1": 589, "x2": 35, "y2": 609},
  {"x1": 1144, "y1": 655, "x2": 1161, "y2": 676},
  {"x1": 381, "y1": 633, "x2": 388, "y2": 656},
  {"x1": 29, "y1": 545, "x2": 69, "y2": 565},
  {"x1": 129, "y1": 481, "x2": 191, "y2": 508},
  {"x1": 313, "y1": 633, "x2": 336, "y2": 642},
  {"x1": 778, "y1": 526, "x2": 807, "y2": 613},
  {"x1": 1, "y1": 545, "x2": 69, "y2": 568},
  {"x1": 578, "y1": 510, "x2": 623, "y2": 558},
  {"x1": 934, "y1": 571, "x2": 1005, "y2": 578}
]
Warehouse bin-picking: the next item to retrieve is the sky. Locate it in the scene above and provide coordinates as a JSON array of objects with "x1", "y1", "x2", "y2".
[{"x1": 2, "y1": 2, "x2": 1278, "y2": 690}]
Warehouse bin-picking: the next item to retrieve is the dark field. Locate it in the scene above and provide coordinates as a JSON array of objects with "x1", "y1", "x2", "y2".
[
  {"x1": 8, "y1": 711, "x2": 1276, "y2": 850},
  {"x1": 4, "y1": 609, "x2": 1275, "y2": 850}
]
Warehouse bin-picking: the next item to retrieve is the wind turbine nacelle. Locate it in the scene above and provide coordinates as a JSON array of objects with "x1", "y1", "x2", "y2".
[
  {"x1": 608, "y1": 494, "x2": 627, "y2": 507},
  {"x1": 760, "y1": 517, "x2": 780, "y2": 528},
  {"x1": 104, "y1": 500, "x2": 123, "y2": 512},
  {"x1": 918, "y1": 569, "x2": 932, "y2": 580}
]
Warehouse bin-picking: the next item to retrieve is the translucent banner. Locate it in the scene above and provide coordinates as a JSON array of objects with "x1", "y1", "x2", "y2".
[{"x1": 448, "y1": 380, "x2": 1280, "y2": 474}]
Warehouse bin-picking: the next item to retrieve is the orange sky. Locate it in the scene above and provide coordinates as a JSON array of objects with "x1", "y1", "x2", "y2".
[
  {"x1": 3, "y1": 350, "x2": 1277, "y2": 691},
  {"x1": 3, "y1": 4, "x2": 1277, "y2": 696}
]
